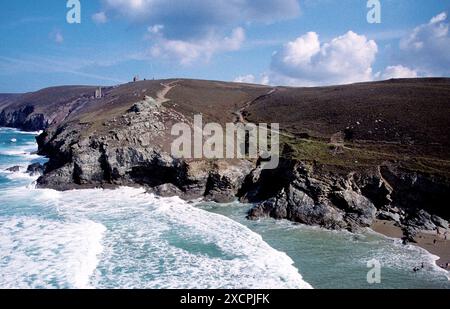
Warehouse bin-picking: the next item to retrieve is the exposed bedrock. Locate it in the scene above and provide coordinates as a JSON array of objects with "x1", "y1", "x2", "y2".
[
  {"x1": 0, "y1": 106, "x2": 48, "y2": 131},
  {"x1": 35, "y1": 97, "x2": 253, "y2": 203},
  {"x1": 35, "y1": 120, "x2": 450, "y2": 233},
  {"x1": 36, "y1": 134, "x2": 253, "y2": 203},
  {"x1": 243, "y1": 159, "x2": 450, "y2": 233}
]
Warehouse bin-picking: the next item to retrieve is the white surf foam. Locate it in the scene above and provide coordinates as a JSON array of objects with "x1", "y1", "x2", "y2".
[
  {"x1": 0, "y1": 216, "x2": 106, "y2": 289},
  {"x1": 0, "y1": 149, "x2": 39, "y2": 159},
  {"x1": 2, "y1": 186, "x2": 312, "y2": 289},
  {"x1": 367, "y1": 229, "x2": 450, "y2": 280},
  {"x1": 0, "y1": 168, "x2": 37, "y2": 182},
  {"x1": 11, "y1": 130, "x2": 43, "y2": 135},
  {"x1": 0, "y1": 136, "x2": 44, "y2": 179}
]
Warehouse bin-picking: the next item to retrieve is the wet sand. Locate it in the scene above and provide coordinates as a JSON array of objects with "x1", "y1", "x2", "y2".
[{"x1": 371, "y1": 219, "x2": 450, "y2": 270}]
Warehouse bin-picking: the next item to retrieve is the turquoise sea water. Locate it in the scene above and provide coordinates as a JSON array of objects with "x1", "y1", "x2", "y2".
[{"x1": 0, "y1": 127, "x2": 449, "y2": 289}]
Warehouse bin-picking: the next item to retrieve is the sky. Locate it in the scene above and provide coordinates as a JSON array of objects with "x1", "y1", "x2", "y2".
[{"x1": 0, "y1": 0, "x2": 449, "y2": 92}]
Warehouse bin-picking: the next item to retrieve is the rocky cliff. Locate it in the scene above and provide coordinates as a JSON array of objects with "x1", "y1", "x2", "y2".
[
  {"x1": 0, "y1": 86, "x2": 98, "y2": 131},
  {"x1": 35, "y1": 94, "x2": 254, "y2": 202},
  {"x1": 0, "y1": 105, "x2": 48, "y2": 131},
  {"x1": 242, "y1": 159, "x2": 449, "y2": 236},
  {"x1": 1, "y1": 78, "x2": 449, "y2": 236}
]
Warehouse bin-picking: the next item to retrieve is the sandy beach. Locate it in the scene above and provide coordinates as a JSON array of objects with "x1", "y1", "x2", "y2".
[{"x1": 371, "y1": 220, "x2": 450, "y2": 271}]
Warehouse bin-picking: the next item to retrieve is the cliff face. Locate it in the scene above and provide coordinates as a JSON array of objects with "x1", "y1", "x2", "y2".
[
  {"x1": 34, "y1": 85, "x2": 256, "y2": 203},
  {"x1": 0, "y1": 86, "x2": 98, "y2": 131},
  {"x1": 0, "y1": 105, "x2": 48, "y2": 131},
  {"x1": 2, "y1": 78, "x2": 450, "y2": 235},
  {"x1": 243, "y1": 159, "x2": 449, "y2": 235}
]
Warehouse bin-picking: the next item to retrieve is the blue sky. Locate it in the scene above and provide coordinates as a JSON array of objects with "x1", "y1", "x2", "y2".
[{"x1": 0, "y1": 0, "x2": 449, "y2": 92}]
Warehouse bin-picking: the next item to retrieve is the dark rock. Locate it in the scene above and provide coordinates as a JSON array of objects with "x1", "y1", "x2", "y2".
[
  {"x1": 431, "y1": 215, "x2": 449, "y2": 229},
  {"x1": 377, "y1": 211, "x2": 401, "y2": 223},
  {"x1": 6, "y1": 166, "x2": 21, "y2": 172},
  {"x1": 360, "y1": 176, "x2": 392, "y2": 209},
  {"x1": 0, "y1": 106, "x2": 48, "y2": 131},
  {"x1": 36, "y1": 163, "x2": 77, "y2": 191},
  {"x1": 405, "y1": 210, "x2": 437, "y2": 231},
  {"x1": 329, "y1": 190, "x2": 377, "y2": 227},
  {"x1": 27, "y1": 162, "x2": 44, "y2": 176},
  {"x1": 403, "y1": 226, "x2": 419, "y2": 243},
  {"x1": 248, "y1": 183, "x2": 347, "y2": 229},
  {"x1": 247, "y1": 197, "x2": 278, "y2": 220},
  {"x1": 204, "y1": 161, "x2": 253, "y2": 203},
  {"x1": 380, "y1": 165, "x2": 450, "y2": 223},
  {"x1": 149, "y1": 183, "x2": 183, "y2": 198},
  {"x1": 288, "y1": 194, "x2": 346, "y2": 229}
]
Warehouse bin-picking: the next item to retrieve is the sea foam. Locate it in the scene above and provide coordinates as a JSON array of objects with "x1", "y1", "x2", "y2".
[
  {"x1": 0, "y1": 182, "x2": 312, "y2": 289},
  {"x1": 0, "y1": 217, "x2": 106, "y2": 289},
  {"x1": 33, "y1": 187, "x2": 312, "y2": 289}
]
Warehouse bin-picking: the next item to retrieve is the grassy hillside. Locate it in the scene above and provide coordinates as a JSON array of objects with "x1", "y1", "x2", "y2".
[{"x1": 242, "y1": 78, "x2": 450, "y2": 174}]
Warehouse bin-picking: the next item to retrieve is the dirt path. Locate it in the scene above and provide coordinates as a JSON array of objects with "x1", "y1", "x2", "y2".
[
  {"x1": 233, "y1": 88, "x2": 277, "y2": 123},
  {"x1": 230, "y1": 88, "x2": 297, "y2": 154},
  {"x1": 156, "y1": 80, "x2": 179, "y2": 104},
  {"x1": 233, "y1": 88, "x2": 296, "y2": 140}
]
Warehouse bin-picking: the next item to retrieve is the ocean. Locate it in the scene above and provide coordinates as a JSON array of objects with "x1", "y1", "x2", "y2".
[{"x1": 0, "y1": 127, "x2": 449, "y2": 289}]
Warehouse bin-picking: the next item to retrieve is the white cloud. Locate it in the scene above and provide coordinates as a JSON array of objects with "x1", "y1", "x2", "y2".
[
  {"x1": 430, "y1": 11, "x2": 447, "y2": 24},
  {"x1": 148, "y1": 24, "x2": 164, "y2": 34},
  {"x1": 271, "y1": 31, "x2": 378, "y2": 86},
  {"x1": 260, "y1": 74, "x2": 270, "y2": 85},
  {"x1": 381, "y1": 65, "x2": 418, "y2": 79},
  {"x1": 399, "y1": 11, "x2": 450, "y2": 75},
  {"x1": 234, "y1": 73, "x2": 270, "y2": 85},
  {"x1": 92, "y1": 12, "x2": 108, "y2": 24},
  {"x1": 234, "y1": 74, "x2": 256, "y2": 84},
  {"x1": 150, "y1": 27, "x2": 245, "y2": 65}
]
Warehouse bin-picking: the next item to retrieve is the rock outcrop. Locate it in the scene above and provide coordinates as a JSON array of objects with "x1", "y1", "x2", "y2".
[
  {"x1": 6, "y1": 166, "x2": 21, "y2": 172},
  {"x1": 35, "y1": 96, "x2": 253, "y2": 203},
  {"x1": 243, "y1": 159, "x2": 450, "y2": 233},
  {"x1": 0, "y1": 106, "x2": 48, "y2": 131},
  {"x1": 26, "y1": 162, "x2": 44, "y2": 176}
]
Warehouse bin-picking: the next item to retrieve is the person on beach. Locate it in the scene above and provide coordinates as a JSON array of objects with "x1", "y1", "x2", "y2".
[{"x1": 413, "y1": 263, "x2": 426, "y2": 272}]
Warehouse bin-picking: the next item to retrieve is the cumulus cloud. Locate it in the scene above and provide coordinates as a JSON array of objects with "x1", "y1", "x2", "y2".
[
  {"x1": 399, "y1": 11, "x2": 450, "y2": 75},
  {"x1": 270, "y1": 31, "x2": 378, "y2": 86},
  {"x1": 149, "y1": 27, "x2": 245, "y2": 65},
  {"x1": 92, "y1": 12, "x2": 108, "y2": 24},
  {"x1": 381, "y1": 65, "x2": 418, "y2": 79},
  {"x1": 234, "y1": 73, "x2": 270, "y2": 85}
]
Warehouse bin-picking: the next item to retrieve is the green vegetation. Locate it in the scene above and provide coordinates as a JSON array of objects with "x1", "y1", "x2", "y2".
[
  {"x1": 281, "y1": 136, "x2": 392, "y2": 168},
  {"x1": 280, "y1": 135, "x2": 450, "y2": 177}
]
